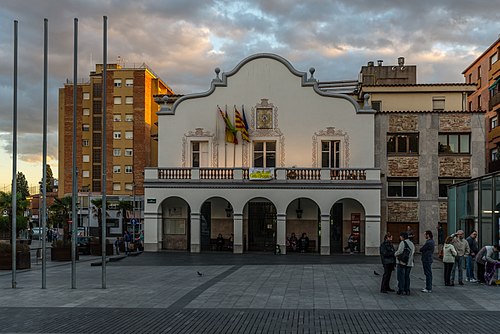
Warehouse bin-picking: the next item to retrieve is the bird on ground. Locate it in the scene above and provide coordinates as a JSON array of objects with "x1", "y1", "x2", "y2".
[{"x1": 197, "y1": 271, "x2": 203, "y2": 276}]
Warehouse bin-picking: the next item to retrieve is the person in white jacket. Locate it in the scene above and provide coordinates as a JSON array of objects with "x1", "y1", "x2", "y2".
[
  {"x1": 394, "y1": 231, "x2": 415, "y2": 295},
  {"x1": 443, "y1": 236, "x2": 457, "y2": 286}
]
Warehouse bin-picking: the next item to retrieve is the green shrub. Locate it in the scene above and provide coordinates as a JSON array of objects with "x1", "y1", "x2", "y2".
[{"x1": 0, "y1": 241, "x2": 30, "y2": 253}]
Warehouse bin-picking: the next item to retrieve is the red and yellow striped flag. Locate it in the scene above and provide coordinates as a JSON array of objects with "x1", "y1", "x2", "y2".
[{"x1": 234, "y1": 107, "x2": 250, "y2": 142}]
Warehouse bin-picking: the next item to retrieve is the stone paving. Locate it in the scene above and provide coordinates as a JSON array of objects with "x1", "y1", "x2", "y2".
[{"x1": 0, "y1": 252, "x2": 499, "y2": 333}]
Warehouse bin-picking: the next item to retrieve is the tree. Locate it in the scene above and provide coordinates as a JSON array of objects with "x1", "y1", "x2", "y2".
[
  {"x1": 49, "y1": 196, "x2": 72, "y2": 242},
  {"x1": 16, "y1": 172, "x2": 29, "y2": 200},
  {"x1": 40, "y1": 164, "x2": 54, "y2": 193},
  {"x1": 0, "y1": 191, "x2": 29, "y2": 237}
]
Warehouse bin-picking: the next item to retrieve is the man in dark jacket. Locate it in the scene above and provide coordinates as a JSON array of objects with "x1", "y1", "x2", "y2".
[
  {"x1": 379, "y1": 233, "x2": 396, "y2": 293},
  {"x1": 420, "y1": 230, "x2": 435, "y2": 293}
]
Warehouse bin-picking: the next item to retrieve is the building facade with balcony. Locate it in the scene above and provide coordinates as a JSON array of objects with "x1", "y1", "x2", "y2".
[
  {"x1": 58, "y1": 63, "x2": 174, "y2": 235},
  {"x1": 144, "y1": 54, "x2": 381, "y2": 255},
  {"x1": 463, "y1": 37, "x2": 500, "y2": 173}
]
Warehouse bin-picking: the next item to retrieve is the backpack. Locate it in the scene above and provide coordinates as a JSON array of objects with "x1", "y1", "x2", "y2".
[{"x1": 397, "y1": 241, "x2": 411, "y2": 264}]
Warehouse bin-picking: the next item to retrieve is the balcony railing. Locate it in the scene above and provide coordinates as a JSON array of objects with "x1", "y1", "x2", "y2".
[{"x1": 148, "y1": 167, "x2": 378, "y2": 182}]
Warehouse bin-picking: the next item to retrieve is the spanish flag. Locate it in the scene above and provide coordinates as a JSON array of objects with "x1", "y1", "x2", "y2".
[
  {"x1": 234, "y1": 106, "x2": 250, "y2": 142},
  {"x1": 218, "y1": 106, "x2": 238, "y2": 144}
]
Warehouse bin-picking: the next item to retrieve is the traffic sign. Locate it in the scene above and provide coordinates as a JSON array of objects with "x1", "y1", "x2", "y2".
[{"x1": 131, "y1": 218, "x2": 138, "y2": 225}]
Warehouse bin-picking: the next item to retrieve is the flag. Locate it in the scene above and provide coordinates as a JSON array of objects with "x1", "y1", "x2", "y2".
[
  {"x1": 234, "y1": 106, "x2": 250, "y2": 142},
  {"x1": 218, "y1": 106, "x2": 238, "y2": 144},
  {"x1": 242, "y1": 105, "x2": 249, "y2": 132}
]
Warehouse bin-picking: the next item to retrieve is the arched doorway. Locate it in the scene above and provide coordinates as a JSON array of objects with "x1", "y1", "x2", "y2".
[
  {"x1": 160, "y1": 197, "x2": 190, "y2": 251},
  {"x1": 286, "y1": 198, "x2": 320, "y2": 253},
  {"x1": 330, "y1": 198, "x2": 366, "y2": 254},
  {"x1": 200, "y1": 197, "x2": 234, "y2": 252},
  {"x1": 245, "y1": 198, "x2": 277, "y2": 252}
]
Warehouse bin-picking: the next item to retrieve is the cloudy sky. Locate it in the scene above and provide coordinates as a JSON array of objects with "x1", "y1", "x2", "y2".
[{"x1": 0, "y1": 0, "x2": 498, "y2": 190}]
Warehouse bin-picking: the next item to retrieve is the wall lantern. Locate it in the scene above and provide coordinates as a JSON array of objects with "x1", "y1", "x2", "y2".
[{"x1": 296, "y1": 198, "x2": 303, "y2": 219}]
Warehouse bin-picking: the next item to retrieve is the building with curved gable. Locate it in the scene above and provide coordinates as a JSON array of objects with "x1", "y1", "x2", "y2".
[{"x1": 144, "y1": 53, "x2": 382, "y2": 255}]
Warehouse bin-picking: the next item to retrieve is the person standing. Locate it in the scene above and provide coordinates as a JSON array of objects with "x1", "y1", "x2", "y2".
[
  {"x1": 450, "y1": 230, "x2": 470, "y2": 286},
  {"x1": 437, "y1": 224, "x2": 445, "y2": 250},
  {"x1": 476, "y1": 244, "x2": 500, "y2": 284},
  {"x1": 406, "y1": 226, "x2": 415, "y2": 243},
  {"x1": 299, "y1": 233, "x2": 310, "y2": 253},
  {"x1": 420, "y1": 230, "x2": 435, "y2": 293},
  {"x1": 379, "y1": 232, "x2": 396, "y2": 293},
  {"x1": 394, "y1": 231, "x2": 415, "y2": 295},
  {"x1": 443, "y1": 236, "x2": 458, "y2": 286},
  {"x1": 465, "y1": 230, "x2": 479, "y2": 282}
]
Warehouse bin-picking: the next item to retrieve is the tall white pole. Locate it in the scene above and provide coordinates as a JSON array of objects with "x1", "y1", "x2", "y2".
[
  {"x1": 41, "y1": 18, "x2": 48, "y2": 289},
  {"x1": 71, "y1": 18, "x2": 78, "y2": 289},
  {"x1": 11, "y1": 20, "x2": 18, "y2": 289},
  {"x1": 101, "y1": 16, "x2": 108, "y2": 289}
]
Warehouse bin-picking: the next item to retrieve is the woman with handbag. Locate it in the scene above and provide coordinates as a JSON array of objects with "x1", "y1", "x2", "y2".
[
  {"x1": 443, "y1": 236, "x2": 457, "y2": 286},
  {"x1": 379, "y1": 233, "x2": 396, "y2": 293}
]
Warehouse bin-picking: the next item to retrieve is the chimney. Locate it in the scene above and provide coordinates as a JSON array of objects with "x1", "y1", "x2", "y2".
[
  {"x1": 398, "y1": 57, "x2": 405, "y2": 66},
  {"x1": 367, "y1": 61, "x2": 374, "y2": 67},
  {"x1": 377, "y1": 60, "x2": 383, "y2": 66}
]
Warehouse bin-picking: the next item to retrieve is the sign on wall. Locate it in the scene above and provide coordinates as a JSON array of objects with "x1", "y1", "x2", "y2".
[{"x1": 249, "y1": 168, "x2": 274, "y2": 180}]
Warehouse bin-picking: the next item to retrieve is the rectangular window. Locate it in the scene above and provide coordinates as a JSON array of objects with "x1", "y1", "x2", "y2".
[
  {"x1": 125, "y1": 183, "x2": 134, "y2": 191},
  {"x1": 125, "y1": 165, "x2": 133, "y2": 173},
  {"x1": 113, "y1": 183, "x2": 121, "y2": 191},
  {"x1": 468, "y1": 73, "x2": 472, "y2": 84},
  {"x1": 93, "y1": 83, "x2": 102, "y2": 98},
  {"x1": 432, "y1": 97, "x2": 445, "y2": 111},
  {"x1": 491, "y1": 53, "x2": 498, "y2": 67},
  {"x1": 83, "y1": 155, "x2": 90, "y2": 163},
  {"x1": 125, "y1": 131, "x2": 133, "y2": 139},
  {"x1": 114, "y1": 96, "x2": 122, "y2": 105},
  {"x1": 438, "y1": 133, "x2": 470, "y2": 154},
  {"x1": 468, "y1": 101, "x2": 472, "y2": 111},
  {"x1": 124, "y1": 148, "x2": 133, "y2": 156},
  {"x1": 113, "y1": 165, "x2": 121, "y2": 173},
  {"x1": 92, "y1": 165, "x2": 101, "y2": 177},
  {"x1": 113, "y1": 131, "x2": 121, "y2": 139},
  {"x1": 113, "y1": 114, "x2": 121, "y2": 122},
  {"x1": 113, "y1": 148, "x2": 121, "y2": 156},
  {"x1": 83, "y1": 108, "x2": 90, "y2": 116},
  {"x1": 387, "y1": 133, "x2": 419, "y2": 154},
  {"x1": 93, "y1": 100, "x2": 102, "y2": 114},
  {"x1": 125, "y1": 96, "x2": 133, "y2": 105},
  {"x1": 439, "y1": 178, "x2": 468, "y2": 198},
  {"x1": 82, "y1": 139, "x2": 89, "y2": 147},
  {"x1": 125, "y1": 79, "x2": 133, "y2": 87},
  {"x1": 83, "y1": 92, "x2": 90, "y2": 100},
  {"x1": 93, "y1": 148, "x2": 101, "y2": 163},
  {"x1": 492, "y1": 148, "x2": 500, "y2": 162},
  {"x1": 93, "y1": 116, "x2": 102, "y2": 131},
  {"x1": 491, "y1": 116, "x2": 498, "y2": 130},
  {"x1": 253, "y1": 141, "x2": 276, "y2": 168},
  {"x1": 321, "y1": 140, "x2": 341, "y2": 168},
  {"x1": 125, "y1": 114, "x2": 133, "y2": 122},
  {"x1": 82, "y1": 124, "x2": 90, "y2": 132},
  {"x1": 82, "y1": 170, "x2": 90, "y2": 178},
  {"x1": 371, "y1": 101, "x2": 381, "y2": 112},
  {"x1": 93, "y1": 133, "x2": 101, "y2": 147},
  {"x1": 114, "y1": 79, "x2": 122, "y2": 87},
  {"x1": 387, "y1": 179, "x2": 418, "y2": 198},
  {"x1": 191, "y1": 141, "x2": 208, "y2": 167}
]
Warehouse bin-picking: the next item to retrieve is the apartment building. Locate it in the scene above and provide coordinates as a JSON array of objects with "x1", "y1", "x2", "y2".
[
  {"x1": 359, "y1": 58, "x2": 485, "y2": 243},
  {"x1": 58, "y1": 63, "x2": 174, "y2": 235},
  {"x1": 463, "y1": 37, "x2": 500, "y2": 172}
]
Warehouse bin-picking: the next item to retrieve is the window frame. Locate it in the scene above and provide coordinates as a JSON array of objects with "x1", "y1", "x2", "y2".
[
  {"x1": 387, "y1": 133, "x2": 419, "y2": 154},
  {"x1": 113, "y1": 79, "x2": 122, "y2": 87},
  {"x1": 113, "y1": 183, "x2": 121, "y2": 191},
  {"x1": 125, "y1": 114, "x2": 133, "y2": 122},
  {"x1": 387, "y1": 178, "x2": 419, "y2": 198},
  {"x1": 253, "y1": 141, "x2": 277, "y2": 168},
  {"x1": 113, "y1": 96, "x2": 122, "y2": 105},
  {"x1": 125, "y1": 96, "x2": 133, "y2": 105},
  {"x1": 125, "y1": 79, "x2": 133, "y2": 87},
  {"x1": 113, "y1": 131, "x2": 121, "y2": 139},
  {"x1": 124, "y1": 165, "x2": 133, "y2": 174},
  {"x1": 113, "y1": 165, "x2": 121, "y2": 174},
  {"x1": 321, "y1": 140, "x2": 341, "y2": 168},
  {"x1": 82, "y1": 139, "x2": 89, "y2": 147},
  {"x1": 432, "y1": 96, "x2": 445, "y2": 111},
  {"x1": 82, "y1": 155, "x2": 90, "y2": 163},
  {"x1": 83, "y1": 92, "x2": 90, "y2": 100},
  {"x1": 113, "y1": 114, "x2": 121, "y2": 122},
  {"x1": 125, "y1": 131, "x2": 133, "y2": 140},
  {"x1": 438, "y1": 133, "x2": 471, "y2": 154},
  {"x1": 83, "y1": 108, "x2": 90, "y2": 116},
  {"x1": 113, "y1": 148, "x2": 121, "y2": 157},
  {"x1": 438, "y1": 178, "x2": 469, "y2": 198}
]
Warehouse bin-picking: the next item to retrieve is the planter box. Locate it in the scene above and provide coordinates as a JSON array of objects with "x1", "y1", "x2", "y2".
[
  {"x1": 90, "y1": 243, "x2": 114, "y2": 256},
  {"x1": 0, "y1": 252, "x2": 31, "y2": 270},
  {"x1": 51, "y1": 247, "x2": 78, "y2": 261}
]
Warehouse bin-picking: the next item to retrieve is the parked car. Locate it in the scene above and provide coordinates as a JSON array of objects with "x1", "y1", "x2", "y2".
[{"x1": 77, "y1": 236, "x2": 92, "y2": 255}]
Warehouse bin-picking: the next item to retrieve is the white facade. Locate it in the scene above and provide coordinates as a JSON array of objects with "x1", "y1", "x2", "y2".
[{"x1": 144, "y1": 54, "x2": 382, "y2": 255}]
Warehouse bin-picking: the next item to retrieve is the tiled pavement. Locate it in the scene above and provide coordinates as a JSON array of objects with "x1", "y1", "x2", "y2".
[{"x1": 0, "y1": 251, "x2": 499, "y2": 333}]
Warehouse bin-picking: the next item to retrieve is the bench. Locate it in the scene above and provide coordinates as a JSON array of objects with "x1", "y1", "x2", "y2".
[
  {"x1": 210, "y1": 238, "x2": 232, "y2": 251},
  {"x1": 287, "y1": 239, "x2": 316, "y2": 253}
]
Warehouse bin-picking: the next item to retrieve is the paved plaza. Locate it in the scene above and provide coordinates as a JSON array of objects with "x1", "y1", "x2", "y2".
[{"x1": 1, "y1": 250, "x2": 499, "y2": 333}]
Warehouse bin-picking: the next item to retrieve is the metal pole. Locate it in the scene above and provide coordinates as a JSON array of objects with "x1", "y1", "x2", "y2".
[
  {"x1": 11, "y1": 20, "x2": 18, "y2": 289},
  {"x1": 41, "y1": 18, "x2": 48, "y2": 289},
  {"x1": 101, "y1": 16, "x2": 108, "y2": 289},
  {"x1": 132, "y1": 184, "x2": 135, "y2": 242},
  {"x1": 71, "y1": 18, "x2": 78, "y2": 289}
]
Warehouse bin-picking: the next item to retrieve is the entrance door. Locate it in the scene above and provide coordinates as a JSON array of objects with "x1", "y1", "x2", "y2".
[
  {"x1": 248, "y1": 202, "x2": 276, "y2": 252},
  {"x1": 330, "y1": 203, "x2": 343, "y2": 253},
  {"x1": 200, "y1": 202, "x2": 211, "y2": 251}
]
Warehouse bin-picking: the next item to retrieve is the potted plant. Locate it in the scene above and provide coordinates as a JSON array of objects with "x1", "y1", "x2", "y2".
[
  {"x1": 0, "y1": 241, "x2": 31, "y2": 270},
  {"x1": 51, "y1": 239, "x2": 78, "y2": 261}
]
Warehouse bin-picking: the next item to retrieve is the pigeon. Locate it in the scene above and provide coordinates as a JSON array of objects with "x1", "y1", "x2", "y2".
[
  {"x1": 374, "y1": 270, "x2": 380, "y2": 276},
  {"x1": 197, "y1": 271, "x2": 203, "y2": 276}
]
